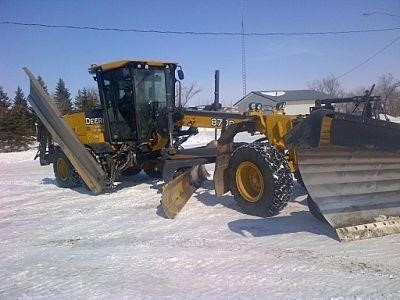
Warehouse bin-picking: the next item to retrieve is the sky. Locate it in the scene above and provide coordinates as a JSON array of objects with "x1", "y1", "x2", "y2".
[{"x1": 0, "y1": 0, "x2": 399, "y2": 106}]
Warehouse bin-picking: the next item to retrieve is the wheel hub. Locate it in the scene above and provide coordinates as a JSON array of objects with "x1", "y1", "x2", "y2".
[
  {"x1": 235, "y1": 161, "x2": 264, "y2": 202},
  {"x1": 56, "y1": 158, "x2": 69, "y2": 181}
]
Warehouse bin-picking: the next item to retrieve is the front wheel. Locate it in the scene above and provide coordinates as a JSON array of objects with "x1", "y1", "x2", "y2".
[
  {"x1": 53, "y1": 149, "x2": 80, "y2": 188},
  {"x1": 229, "y1": 142, "x2": 293, "y2": 217}
]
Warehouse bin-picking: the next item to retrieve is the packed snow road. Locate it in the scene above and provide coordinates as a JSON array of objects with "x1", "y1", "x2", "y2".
[{"x1": 1, "y1": 141, "x2": 400, "y2": 299}]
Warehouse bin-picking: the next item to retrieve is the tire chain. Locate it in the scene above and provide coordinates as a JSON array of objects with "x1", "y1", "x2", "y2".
[{"x1": 232, "y1": 141, "x2": 294, "y2": 216}]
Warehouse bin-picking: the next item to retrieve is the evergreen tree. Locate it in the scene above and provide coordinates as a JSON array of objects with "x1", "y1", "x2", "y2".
[
  {"x1": 12, "y1": 86, "x2": 35, "y2": 136},
  {"x1": 37, "y1": 75, "x2": 49, "y2": 94},
  {"x1": 0, "y1": 86, "x2": 11, "y2": 118},
  {"x1": 75, "y1": 87, "x2": 100, "y2": 112},
  {"x1": 54, "y1": 78, "x2": 73, "y2": 114},
  {"x1": 14, "y1": 86, "x2": 28, "y2": 107},
  {"x1": 0, "y1": 87, "x2": 12, "y2": 146},
  {"x1": 0, "y1": 87, "x2": 34, "y2": 151}
]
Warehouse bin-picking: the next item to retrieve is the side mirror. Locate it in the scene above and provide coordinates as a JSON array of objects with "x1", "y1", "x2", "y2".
[
  {"x1": 276, "y1": 101, "x2": 286, "y2": 110},
  {"x1": 177, "y1": 66, "x2": 184, "y2": 80}
]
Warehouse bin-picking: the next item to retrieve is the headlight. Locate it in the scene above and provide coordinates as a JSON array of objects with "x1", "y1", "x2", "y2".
[{"x1": 249, "y1": 102, "x2": 256, "y2": 110}]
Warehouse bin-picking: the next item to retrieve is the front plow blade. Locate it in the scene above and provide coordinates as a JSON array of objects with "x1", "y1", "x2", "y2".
[
  {"x1": 161, "y1": 165, "x2": 209, "y2": 218},
  {"x1": 298, "y1": 146, "x2": 400, "y2": 241}
]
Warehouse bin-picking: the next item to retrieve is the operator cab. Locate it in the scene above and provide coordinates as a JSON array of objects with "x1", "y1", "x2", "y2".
[{"x1": 89, "y1": 60, "x2": 179, "y2": 144}]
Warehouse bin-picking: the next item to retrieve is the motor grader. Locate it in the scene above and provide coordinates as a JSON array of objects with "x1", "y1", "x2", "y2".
[{"x1": 24, "y1": 60, "x2": 400, "y2": 242}]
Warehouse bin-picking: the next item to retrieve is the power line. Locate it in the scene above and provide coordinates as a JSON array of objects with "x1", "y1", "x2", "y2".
[
  {"x1": 2, "y1": 20, "x2": 398, "y2": 81},
  {"x1": 363, "y1": 11, "x2": 400, "y2": 18},
  {"x1": 336, "y1": 35, "x2": 400, "y2": 79},
  {"x1": 1, "y1": 21, "x2": 400, "y2": 36}
]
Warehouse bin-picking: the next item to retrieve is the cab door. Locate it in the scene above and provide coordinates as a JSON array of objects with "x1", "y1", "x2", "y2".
[
  {"x1": 98, "y1": 67, "x2": 138, "y2": 142},
  {"x1": 133, "y1": 68, "x2": 168, "y2": 141}
]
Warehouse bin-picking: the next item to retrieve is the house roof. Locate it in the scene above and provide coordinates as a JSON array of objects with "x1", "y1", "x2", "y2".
[{"x1": 234, "y1": 90, "x2": 331, "y2": 106}]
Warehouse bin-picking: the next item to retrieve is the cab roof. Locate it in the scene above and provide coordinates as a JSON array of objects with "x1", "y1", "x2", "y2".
[{"x1": 88, "y1": 60, "x2": 178, "y2": 73}]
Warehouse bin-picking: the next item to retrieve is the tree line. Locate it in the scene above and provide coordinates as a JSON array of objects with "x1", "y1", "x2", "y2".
[{"x1": 0, "y1": 76, "x2": 99, "y2": 152}]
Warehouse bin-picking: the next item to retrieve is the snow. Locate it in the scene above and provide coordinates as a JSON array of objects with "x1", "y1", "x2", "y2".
[
  {"x1": 381, "y1": 114, "x2": 400, "y2": 123},
  {"x1": 1, "y1": 130, "x2": 400, "y2": 299}
]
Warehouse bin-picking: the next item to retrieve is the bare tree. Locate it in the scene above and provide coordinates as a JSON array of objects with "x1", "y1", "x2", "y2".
[
  {"x1": 375, "y1": 73, "x2": 400, "y2": 116},
  {"x1": 176, "y1": 82, "x2": 202, "y2": 107},
  {"x1": 346, "y1": 85, "x2": 371, "y2": 97},
  {"x1": 308, "y1": 73, "x2": 344, "y2": 98}
]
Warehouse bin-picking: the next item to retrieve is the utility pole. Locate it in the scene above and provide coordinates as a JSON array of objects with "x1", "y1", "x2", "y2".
[{"x1": 241, "y1": 0, "x2": 247, "y2": 97}]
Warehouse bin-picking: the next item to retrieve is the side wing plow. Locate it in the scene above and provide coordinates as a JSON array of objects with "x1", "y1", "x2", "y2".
[{"x1": 24, "y1": 67, "x2": 107, "y2": 193}]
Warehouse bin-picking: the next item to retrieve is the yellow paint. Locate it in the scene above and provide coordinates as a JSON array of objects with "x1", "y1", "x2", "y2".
[
  {"x1": 63, "y1": 112, "x2": 105, "y2": 144},
  {"x1": 320, "y1": 116, "x2": 333, "y2": 146},
  {"x1": 150, "y1": 132, "x2": 169, "y2": 151},
  {"x1": 286, "y1": 150, "x2": 297, "y2": 173},
  {"x1": 55, "y1": 156, "x2": 69, "y2": 181},
  {"x1": 180, "y1": 112, "x2": 251, "y2": 129},
  {"x1": 235, "y1": 161, "x2": 264, "y2": 202},
  {"x1": 263, "y1": 113, "x2": 295, "y2": 151}
]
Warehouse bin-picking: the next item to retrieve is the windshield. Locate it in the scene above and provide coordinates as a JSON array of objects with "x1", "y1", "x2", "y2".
[{"x1": 133, "y1": 69, "x2": 167, "y2": 107}]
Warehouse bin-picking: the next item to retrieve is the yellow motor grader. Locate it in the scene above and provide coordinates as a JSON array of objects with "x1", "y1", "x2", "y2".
[{"x1": 24, "y1": 60, "x2": 400, "y2": 242}]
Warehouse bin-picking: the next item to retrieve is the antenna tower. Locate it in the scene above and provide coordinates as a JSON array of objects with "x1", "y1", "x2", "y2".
[{"x1": 241, "y1": 0, "x2": 247, "y2": 97}]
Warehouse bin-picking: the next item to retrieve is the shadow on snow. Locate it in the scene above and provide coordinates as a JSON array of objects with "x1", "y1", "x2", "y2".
[
  {"x1": 227, "y1": 212, "x2": 337, "y2": 241},
  {"x1": 193, "y1": 179, "x2": 336, "y2": 240},
  {"x1": 40, "y1": 171, "x2": 164, "y2": 196}
]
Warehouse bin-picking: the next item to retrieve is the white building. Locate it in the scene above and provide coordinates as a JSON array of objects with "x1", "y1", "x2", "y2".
[{"x1": 234, "y1": 90, "x2": 331, "y2": 115}]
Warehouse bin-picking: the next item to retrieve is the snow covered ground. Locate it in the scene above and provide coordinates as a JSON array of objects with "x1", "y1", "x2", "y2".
[{"x1": 1, "y1": 130, "x2": 400, "y2": 299}]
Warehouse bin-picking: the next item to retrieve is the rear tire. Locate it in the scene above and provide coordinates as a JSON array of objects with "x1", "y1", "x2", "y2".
[
  {"x1": 307, "y1": 195, "x2": 327, "y2": 223},
  {"x1": 229, "y1": 142, "x2": 293, "y2": 217},
  {"x1": 53, "y1": 149, "x2": 80, "y2": 188}
]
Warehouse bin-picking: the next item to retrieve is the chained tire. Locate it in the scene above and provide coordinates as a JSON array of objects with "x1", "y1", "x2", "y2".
[
  {"x1": 306, "y1": 195, "x2": 327, "y2": 223},
  {"x1": 229, "y1": 142, "x2": 293, "y2": 217},
  {"x1": 53, "y1": 148, "x2": 80, "y2": 188}
]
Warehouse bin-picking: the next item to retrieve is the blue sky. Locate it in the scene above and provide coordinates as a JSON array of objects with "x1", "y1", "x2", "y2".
[{"x1": 1, "y1": 0, "x2": 399, "y2": 106}]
